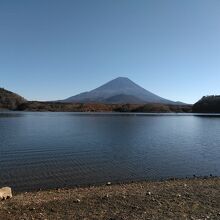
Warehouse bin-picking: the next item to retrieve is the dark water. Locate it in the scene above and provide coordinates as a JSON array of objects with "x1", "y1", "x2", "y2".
[{"x1": 0, "y1": 112, "x2": 220, "y2": 191}]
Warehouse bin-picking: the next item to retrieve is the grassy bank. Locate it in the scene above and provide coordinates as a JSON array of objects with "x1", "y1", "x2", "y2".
[{"x1": 1, "y1": 178, "x2": 219, "y2": 220}]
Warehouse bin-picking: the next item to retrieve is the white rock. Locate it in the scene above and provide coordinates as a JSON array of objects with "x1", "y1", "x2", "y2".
[
  {"x1": 75, "y1": 199, "x2": 80, "y2": 203},
  {"x1": 0, "y1": 187, "x2": 12, "y2": 200}
]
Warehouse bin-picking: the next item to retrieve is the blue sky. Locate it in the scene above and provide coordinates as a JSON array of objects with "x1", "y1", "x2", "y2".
[{"x1": 1, "y1": 0, "x2": 220, "y2": 104}]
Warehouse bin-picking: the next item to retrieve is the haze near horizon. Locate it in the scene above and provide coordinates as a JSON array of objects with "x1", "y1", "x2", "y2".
[{"x1": 1, "y1": 0, "x2": 220, "y2": 104}]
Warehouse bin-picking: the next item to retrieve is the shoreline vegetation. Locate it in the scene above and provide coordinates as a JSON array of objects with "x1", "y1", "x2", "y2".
[
  {"x1": 17, "y1": 101, "x2": 192, "y2": 113},
  {"x1": 1, "y1": 177, "x2": 219, "y2": 219}
]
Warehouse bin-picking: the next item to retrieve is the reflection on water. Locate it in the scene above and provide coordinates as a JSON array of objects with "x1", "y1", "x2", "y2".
[{"x1": 0, "y1": 112, "x2": 220, "y2": 191}]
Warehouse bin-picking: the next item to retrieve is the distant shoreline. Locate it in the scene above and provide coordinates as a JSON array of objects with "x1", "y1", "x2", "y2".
[
  {"x1": 3, "y1": 111, "x2": 220, "y2": 117},
  {"x1": 14, "y1": 101, "x2": 192, "y2": 113}
]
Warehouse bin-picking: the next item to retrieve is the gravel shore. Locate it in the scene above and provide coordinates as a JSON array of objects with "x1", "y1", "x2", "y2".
[{"x1": 0, "y1": 178, "x2": 220, "y2": 220}]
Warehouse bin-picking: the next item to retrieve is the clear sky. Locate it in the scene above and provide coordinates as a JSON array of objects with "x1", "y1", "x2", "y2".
[{"x1": 1, "y1": 0, "x2": 220, "y2": 104}]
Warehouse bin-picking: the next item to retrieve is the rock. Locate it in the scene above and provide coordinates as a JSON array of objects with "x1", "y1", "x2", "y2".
[
  {"x1": 29, "y1": 207, "x2": 36, "y2": 211},
  {"x1": 107, "y1": 182, "x2": 111, "y2": 186},
  {"x1": 102, "y1": 194, "x2": 109, "y2": 200},
  {"x1": 146, "y1": 191, "x2": 151, "y2": 196},
  {"x1": 0, "y1": 187, "x2": 12, "y2": 200},
  {"x1": 74, "y1": 199, "x2": 81, "y2": 203}
]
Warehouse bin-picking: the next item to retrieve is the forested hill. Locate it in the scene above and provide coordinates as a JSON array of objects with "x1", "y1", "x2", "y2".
[
  {"x1": 0, "y1": 88, "x2": 27, "y2": 110},
  {"x1": 192, "y1": 96, "x2": 220, "y2": 113}
]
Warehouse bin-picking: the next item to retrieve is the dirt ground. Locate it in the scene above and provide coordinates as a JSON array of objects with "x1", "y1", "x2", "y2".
[{"x1": 0, "y1": 178, "x2": 220, "y2": 220}]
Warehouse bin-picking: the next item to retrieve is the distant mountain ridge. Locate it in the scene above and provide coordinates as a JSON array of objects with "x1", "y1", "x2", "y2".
[{"x1": 63, "y1": 77, "x2": 183, "y2": 105}]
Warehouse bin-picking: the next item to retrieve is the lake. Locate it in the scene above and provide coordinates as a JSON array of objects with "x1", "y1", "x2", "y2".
[{"x1": 0, "y1": 112, "x2": 220, "y2": 191}]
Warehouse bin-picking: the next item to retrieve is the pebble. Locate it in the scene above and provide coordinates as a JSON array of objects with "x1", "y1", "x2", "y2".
[
  {"x1": 29, "y1": 207, "x2": 36, "y2": 211},
  {"x1": 102, "y1": 194, "x2": 109, "y2": 199},
  {"x1": 146, "y1": 191, "x2": 151, "y2": 196},
  {"x1": 107, "y1": 182, "x2": 111, "y2": 186},
  {"x1": 74, "y1": 199, "x2": 81, "y2": 203}
]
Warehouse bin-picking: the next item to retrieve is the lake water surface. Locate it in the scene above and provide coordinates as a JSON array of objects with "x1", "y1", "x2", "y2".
[{"x1": 0, "y1": 112, "x2": 220, "y2": 191}]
